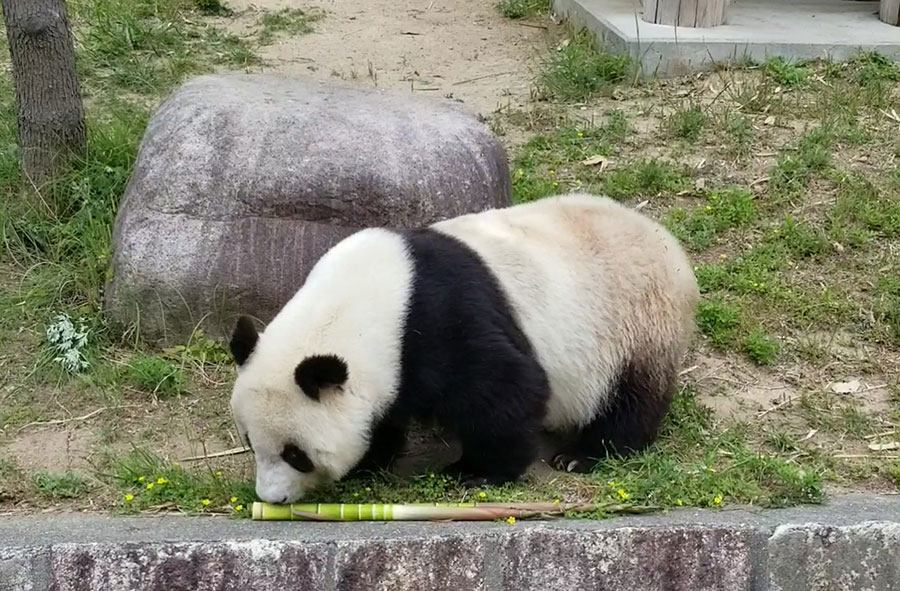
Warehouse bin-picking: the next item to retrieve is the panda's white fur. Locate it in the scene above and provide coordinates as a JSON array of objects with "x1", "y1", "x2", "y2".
[
  {"x1": 230, "y1": 193, "x2": 699, "y2": 503},
  {"x1": 230, "y1": 229, "x2": 414, "y2": 502},
  {"x1": 432, "y1": 193, "x2": 698, "y2": 431}
]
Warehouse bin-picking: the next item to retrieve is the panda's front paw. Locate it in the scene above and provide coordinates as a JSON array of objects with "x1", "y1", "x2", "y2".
[{"x1": 551, "y1": 453, "x2": 593, "y2": 474}]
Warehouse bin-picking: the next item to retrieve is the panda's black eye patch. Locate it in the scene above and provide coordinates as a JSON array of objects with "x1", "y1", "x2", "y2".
[{"x1": 281, "y1": 443, "x2": 314, "y2": 473}]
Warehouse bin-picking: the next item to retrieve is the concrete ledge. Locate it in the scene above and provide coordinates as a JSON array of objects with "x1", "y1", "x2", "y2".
[
  {"x1": 553, "y1": 0, "x2": 900, "y2": 77},
  {"x1": 2, "y1": 495, "x2": 899, "y2": 590}
]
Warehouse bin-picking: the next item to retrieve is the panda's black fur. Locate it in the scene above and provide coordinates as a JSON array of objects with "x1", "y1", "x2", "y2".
[{"x1": 348, "y1": 228, "x2": 551, "y2": 486}]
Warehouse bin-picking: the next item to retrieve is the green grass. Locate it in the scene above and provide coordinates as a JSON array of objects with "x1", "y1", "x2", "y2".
[
  {"x1": 742, "y1": 328, "x2": 781, "y2": 366},
  {"x1": 33, "y1": 472, "x2": 93, "y2": 500},
  {"x1": 667, "y1": 105, "x2": 707, "y2": 143},
  {"x1": 257, "y1": 8, "x2": 322, "y2": 45},
  {"x1": 763, "y1": 57, "x2": 810, "y2": 86},
  {"x1": 585, "y1": 389, "x2": 823, "y2": 509},
  {"x1": 113, "y1": 449, "x2": 253, "y2": 515},
  {"x1": 538, "y1": 28, "x2": 631, "y2": 101},
  {"x1": 601, "y1": 159, "x2": 689, "y2": 200},
  {"x1": 498, "y1": 0, "x2": 550, "y2": 18},
  {"x1": 123, "y1": 354, "x2": 186, "y2": 397},
  {"x1": 696, "y1": 299, "x2": 743, "y2": 348},
  {"x1": 71, "y1": 0, "x2": 258, "y2": 96},
  {"x1": 106, "y1": 387, "x2": 825, "y2": 514},
  {"x1": 665, "y1": 187, "x2": 756, "y2": 250}
]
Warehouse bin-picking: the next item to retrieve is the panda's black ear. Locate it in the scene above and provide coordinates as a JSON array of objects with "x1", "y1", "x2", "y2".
[
  {"x1": 294, "y1": 355, "x2": 348, "y2": 401},
  {"x1": 230, "y1": 316, "x2": 258, "y2": 366}
]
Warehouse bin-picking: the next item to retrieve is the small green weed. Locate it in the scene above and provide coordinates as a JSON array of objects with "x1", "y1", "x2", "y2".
[
  {"x1": 123, "y1": 355, "x2": 186, "y2": 397},
  {"x1": 667, "y1": 105, "x2": 707, "y2": 143},
  {"x1": 666, "y1": 187, "x2": 756, "y2": 250},
  {"x1": 538, "y1": 28, "x2": 631, "y2": 101},
  {"x1": 602, "y1": 159, "x2": 688, "y2": 200},
  {"x1": 257, "y1": 8, "x2": 323, "y2": 45},
  {"x1": 773, "y1": 216, "x2": 828, "y2": 259},
  {"x1": 696, "y1": 299, "x2": 742, "y2": 348},
  {"x1": 743, "y1": 328, "x2": 781, "y2": 366},
  {"x1": 33, "y1": 472, "x2": 92, "y2": 500},
  {"x1": 498, "y1": 0, "x2": 549, "y2": 18},
  {"x1": 764, "y1": 57, "x2": 810, "y2": 86},
  {"x1": 162, "y1": 329, "x2": 232, "y2": 366},
  {"x1": 724, "y1": 113, "x2": 754, "y2": 158},
  {"x1": 770, "y1": 127, "x2": 833, "y2": 197}
]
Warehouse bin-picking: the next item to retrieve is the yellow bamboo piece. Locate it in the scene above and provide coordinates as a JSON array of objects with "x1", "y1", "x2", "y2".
[{"x1": 251, "y1": 501, "x2": 657, "y2": 521}]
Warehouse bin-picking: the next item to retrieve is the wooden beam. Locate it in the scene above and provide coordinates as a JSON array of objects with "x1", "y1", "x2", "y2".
[
  {"x1": 881, "y1": 0, "x2": 900, "y2": 26},
  {"x1": 642, "y1": 0, "x2": 727, "y2": 27}
]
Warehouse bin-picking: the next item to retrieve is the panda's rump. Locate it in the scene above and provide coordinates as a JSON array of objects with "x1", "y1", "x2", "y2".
[{"x1": 432, "y1": 194, "x2": 698, "y2": 432}]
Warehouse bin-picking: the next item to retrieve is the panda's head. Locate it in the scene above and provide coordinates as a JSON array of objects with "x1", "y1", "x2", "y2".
[{"x1": 228, "y1": 315, "x2": 376, "y2": 503}]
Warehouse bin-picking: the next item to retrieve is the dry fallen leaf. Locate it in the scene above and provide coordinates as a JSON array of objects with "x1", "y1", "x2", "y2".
[
  {"x1": 581, "y1": 155, "x2": 608, "y2": 170},
  {"x1": 867, "y1": 442, "x2": 900, "y2": 452},
  {"x1": 764, "y1": 115, "x2": 776, "y2": 126},
  {"x1": 830, "y1": 379, "x2": 861, "y2": 394}
]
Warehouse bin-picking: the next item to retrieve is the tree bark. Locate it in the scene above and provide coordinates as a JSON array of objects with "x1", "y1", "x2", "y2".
[{"x1": 1, "y1": 0, "x2": 86, "y2": 188}]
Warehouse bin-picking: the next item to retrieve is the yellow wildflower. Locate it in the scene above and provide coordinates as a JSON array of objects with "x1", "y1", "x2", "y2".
[
  {"x1": 146, "y1": 483, "x2": 154, "y2": 490},
  {"x1": 230, "y1": 496, "x2": 238, "y2": 504},
  {"x1": 478, "y1": 491, "x2": 487, "y2": 499},
  {"x1": 676, "y1": 499, "x2": 684, "y2": 506},
  {"x1": 137, "y1": 476, "x2": 146, "y2": 483},
  {"x1": 235, "y1": 505, "x2": 244, "y2": 511},
  {"x1": 577, "y1": 132, "x2": 584, "y2": 138},
  {"x1": 124, "y1": 494, "x2": 134, "y2": 502},
  {"x1": 705, "y1": 205, "x2": 713, "y2": 212},
  {"x1": 156, "y1": 477, "x2": 168, "y2": 485},
  {"x1": 201, "y1": 499, "x2": 211, "y2": 507},
  {"x1": 215, "y1": 471, "x2": 223, "y2": 478},
  {"x1": 553, "y1": 498, "x2": 561, "y2": 505},
  {"x1": 506, "y1": 516, "x2": 516, "y2": 525},
  {"x1": 516, "y1": 169, "x2": 524, "y2": 176},
  {"x1": 617, "y1": 489, "x2": 630, "y2": 501},
  {"x1": 713, "y1": 495, "x2": 723, "y2": 506}
]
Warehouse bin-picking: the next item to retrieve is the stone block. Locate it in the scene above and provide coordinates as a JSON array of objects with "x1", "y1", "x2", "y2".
[
  {"x1": 499, "y1": 525, "x2": 755, "y2": 591},
  {"x1": 50, "y1": 540, "x2": 330, "y2": 591},
  {"x1": 106, "y1": 73, "x2": 511, "y2": 345},
  {"x1": 768, "y1": 522, "x2": 900, "y2": 591}
]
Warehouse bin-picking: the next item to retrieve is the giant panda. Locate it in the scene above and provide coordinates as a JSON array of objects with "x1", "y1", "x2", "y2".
[{"x1": 228, "y1": 193, "x2": 699, "y2": 503}]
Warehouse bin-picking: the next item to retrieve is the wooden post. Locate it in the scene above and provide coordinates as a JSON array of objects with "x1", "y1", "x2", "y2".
[
  {"x1": 642, "y1": 0, "x2": 727, "y2": 27},
  {"x1": 881, "y1": 0, "x2": 900, "y2": 26},
  {"x1": 1, "y1": 0, "x2": 86, "y2": 187}
]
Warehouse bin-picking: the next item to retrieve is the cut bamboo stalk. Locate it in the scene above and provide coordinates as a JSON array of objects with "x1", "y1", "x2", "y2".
[{"x1": 251, "y1": 501, "x2": 659, "y2": 521}]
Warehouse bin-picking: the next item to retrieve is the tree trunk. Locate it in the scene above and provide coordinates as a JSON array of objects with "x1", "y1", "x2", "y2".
[
  {"x1": 1, "y1": 0, "x2": 86, "y2": 188},
  {"x1": 881, "y1": 0, "x2": 900, "y2": 26},
  {"x1": 642, "y1": 0, "x2": 727, "y2": 27}
]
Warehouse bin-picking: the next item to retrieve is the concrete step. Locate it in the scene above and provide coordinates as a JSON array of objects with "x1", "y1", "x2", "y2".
[{"x1": 2, "y1": 494, "x2": 899, "y2": 590}]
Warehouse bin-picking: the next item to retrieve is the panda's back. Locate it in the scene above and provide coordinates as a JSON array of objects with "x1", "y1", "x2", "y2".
[{"x1": 431, "y1": 193, "x2": 699, "y2": 431}]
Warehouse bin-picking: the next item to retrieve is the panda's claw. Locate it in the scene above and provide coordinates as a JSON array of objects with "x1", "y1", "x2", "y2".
[{"x1": 551, "y1": 453, "x2": 591, "y2": 474}]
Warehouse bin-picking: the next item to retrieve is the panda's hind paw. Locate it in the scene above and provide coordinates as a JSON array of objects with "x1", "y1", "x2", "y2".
[{"x1": 551, "y1": 453, "x2": 593, "y2": 474}]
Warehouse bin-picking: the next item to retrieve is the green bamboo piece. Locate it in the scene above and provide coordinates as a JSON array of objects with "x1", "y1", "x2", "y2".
[{"x1": 251, "y1": 501, "x2": 657, "y2": 521}]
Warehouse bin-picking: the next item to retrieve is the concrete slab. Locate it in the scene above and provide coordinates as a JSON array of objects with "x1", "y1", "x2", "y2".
[
  {"x1": 1, "y1": 495, "x2": 900, "y2": 590},
  {"x1": 553, "y1": 0, "x2": 900, "y2": 77}
]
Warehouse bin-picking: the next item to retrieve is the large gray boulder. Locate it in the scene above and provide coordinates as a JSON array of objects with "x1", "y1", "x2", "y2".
[{"x1": 106, "y1": 74, "x2": 511, "y2": 346}]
